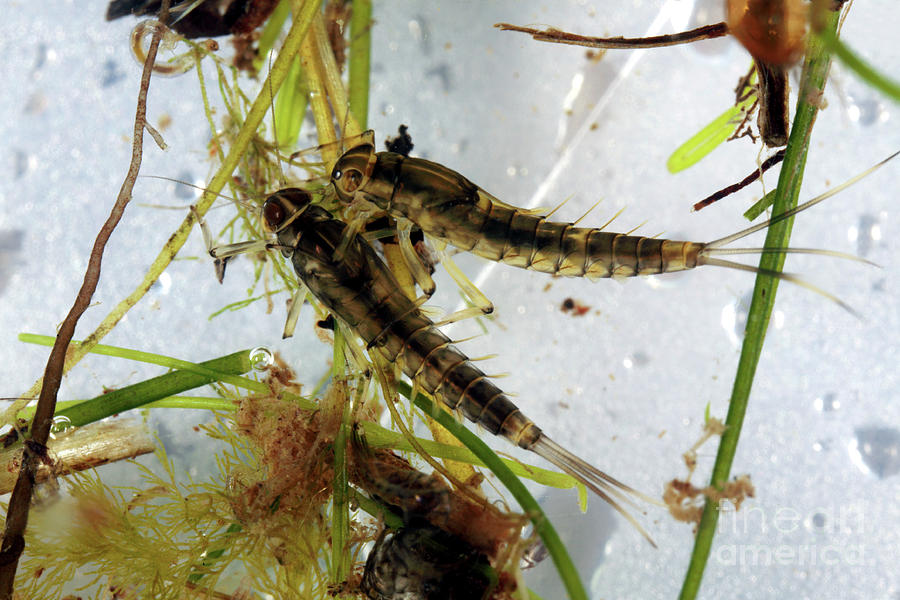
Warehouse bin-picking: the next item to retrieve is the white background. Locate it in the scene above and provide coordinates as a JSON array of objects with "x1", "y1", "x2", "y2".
[{"x1": 1, "y1": 1, "x2": 899, "y2": 598}]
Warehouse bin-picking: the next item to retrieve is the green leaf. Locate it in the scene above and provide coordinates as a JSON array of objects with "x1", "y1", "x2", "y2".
[
  {"x1": 274, "y1": 54, "x2": 308, "y2": 149},
  {"x1": 667, "y1": 90, "x2": 757, "y2": 173}
]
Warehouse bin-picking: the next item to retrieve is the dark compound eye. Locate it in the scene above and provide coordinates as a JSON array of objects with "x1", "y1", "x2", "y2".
[
  {"x1": 262, "y1": 198, "x2": 285, "y2": 229},
  {"x1": 335, "y1": 168, "x2": 363, "y2": 194}
]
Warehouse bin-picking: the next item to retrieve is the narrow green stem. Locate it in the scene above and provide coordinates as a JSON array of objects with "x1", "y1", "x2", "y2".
[
  {"x1": 816, "y1": 27, "x2": 900, "y2": 103},
  {"x1": 348, "y1": 488, "x2": 403, "y2": 530},
  {"x1": 330, "y1": 328, "x2": 351, "y2": 584},
  {"x1": 395, "y1": 382, "x2": 587, "y2": 600},
  {"x1": 357, "y1": 420, "x2": 579, "y2": 491},
  {"x1": 56, "y1": 351, "x2": 253, "y2": 429},
  {"x1": 254, "y1": 0, "x2": 292, "y2": 74},
  {"x1": 348, "y1": 0, "x2": 372, "y2": 128},
  {"x1": 678, "y1": 9, "x2": 841, "y2": 600},
  {"x1": 19, "y1": 334, "x2": 266, "y2": 394},
  {"x1": 742, "y1": 189, "x2": 778, "y2": 221}
]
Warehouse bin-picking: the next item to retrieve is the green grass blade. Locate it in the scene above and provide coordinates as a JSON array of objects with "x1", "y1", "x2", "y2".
[
  {"x1": 187, "y1": 522, "x2": 243, "y2": 583},
  {"x1": 19, "y1": 333, "x2": 266, "y2": 394},
  {"x1": 274, "y1": 54, "x2": 309, "y2": 148},
  {"x1": 742, "y1": 189, "x2": 777, "y2": 221},
  {"x1": 668, "y1": 83, "x2": 756, "y2": 173},
  {"x1": 330, "y1": 327, "x2": 351, "y2": 584},
  {"x1": 56, "y1": 351, "x2": 252, "y2": 428},
  {"x1": 348, "y1": 0, "x2": 372, "y2": 129},
  {"x1": 678, "y1": 9, "x2": 842, "y2": 600},
  {"x1": 356, "y1": 419, "x2": 582, "y2": 492},
  {"x1": 253, "y1": 0, "x2": 292, "y2": 74},
  {"x1": 816, "y1": 27, "x2": 900, "y2": 103}
]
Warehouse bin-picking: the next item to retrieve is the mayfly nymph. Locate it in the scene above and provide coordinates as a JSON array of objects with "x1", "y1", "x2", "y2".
[
  {"x1": 257, "y1": 188, "x2": 656, "y2": 543},
  {"x1": 329, "y1": 141, "x2": 890, "y2": 313}
]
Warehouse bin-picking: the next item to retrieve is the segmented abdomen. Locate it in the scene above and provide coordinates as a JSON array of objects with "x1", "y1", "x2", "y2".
[
  {"x1": 289, "y1": 219, "x2": 541, "y2": 450},
  {"x1": 361, "y1": 296, "x2": 539, "y2": 449},
  {"x1": 471, "y1": 201, "x2": 707, "y2": 279},
  {"x1": 381, "y1": 154, "x2": 706, "y2": 280}
]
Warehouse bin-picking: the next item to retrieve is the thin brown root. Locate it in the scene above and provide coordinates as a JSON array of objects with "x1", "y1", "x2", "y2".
[
  {"x1": 530, "y1": 435, "x2": 659, "y2": 547},
  {"x1": 704, "y1": 150, "x2": 900, "y2": 250},
  {"x1": 0, "y1": 2, "x2": 170, "y2": 594},
  {"x1": 693, "y1": 149, "x2": 786, "y2": 211},
  {"x1": 494, "y1": 22, "x2": 729, "y2": 50},
  {"x1": 693, "y1": 151, "x2": 900, "y2": 313}
]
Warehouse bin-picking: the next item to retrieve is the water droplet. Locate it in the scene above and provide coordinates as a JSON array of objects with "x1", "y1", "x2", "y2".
[
  {"x1": 812, "y1": 439, "x2": 830, "y2": 452},
  {"x1": 151, "y1": 271, "x2": 172, "y2": 295},
  {"x1": 407, "y1": 16, "x2": 431, "y2": 53},
  {"x1": 101, "y1": 59, "x2": 126, "y2": 87},
  {"x1": 32, "y1": 43, "x2": 49, "y2": 71},
  {"x1": 51, "y1": 415, "x2": 73, "y2": 434},
  {"x1": 13, "y1": 151, "x2": 37, "y2": 179},
  {"x1": 811, "y1": 512, "x2": 826, "y2": 529},
  {"x1": 844, "y1": 87, "x2": 889, "y2": 127},
  {"x1": 848, "y1": 426, "x2": 900, "y2": 479},
  {"x1": 173, "y1": 172, "x2": 199, "y2": 200},
  {"x1": 852, "y1": 213, "x2": 881, "y2": 257},
  {"x1": 520, "y1": 538, "x2": 549, "y2": 569},
  {"x1": 23, "y1": 92, "x2": 48, "y2": 115},
  {"x1": 721, "y1": 292, "x2": 752, "y2": 346},
  {"x1": 622, "y1": 352, "x2": 650, "y2": 369},
  {"x1": 813, "y1": 393, "x2": 841, "y2": 412},
  {"x1": 249, "y1": 347, "x2": 274, "y2": 371},
  {"x1": 407, "y1": 18, "x2": 424, "y2": 42}
]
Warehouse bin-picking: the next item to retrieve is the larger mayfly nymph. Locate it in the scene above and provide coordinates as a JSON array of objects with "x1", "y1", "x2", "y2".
[
  {"x1": 328, "y1": 139, "x2": 895, "y2": 317},
  {"x1": 209, "y1": 186, "x2": 660, "y2": 545}
]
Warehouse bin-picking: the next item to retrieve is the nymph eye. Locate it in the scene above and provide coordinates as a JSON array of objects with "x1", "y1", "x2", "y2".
[
  {"x1": 262, "y1": 198, "x2": 285, "y2": 229},
  {"x1": 335, "y1": 168, "x2": 363, "y2": 193}
]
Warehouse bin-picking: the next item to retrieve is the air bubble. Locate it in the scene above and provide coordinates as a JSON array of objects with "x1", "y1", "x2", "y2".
[
  {"x1": 623, "y1": 352, "x2": 649, "y2": 369},
  {"x1": 173, "y1": 171, "x2": 198, "y2": 199},
  {"x1": 50, "y1": 415, "x2": 73, "y2": 434},
  {"x1": 813, "y1": 393, "x2": 841, "y2": 413},
  {"x1": 848, "y1": 426, "x2": 900, "y2": 479},
  {"x1": 852, "y1": 214, "x2": 882, "y2": 257},
  {"x1": 249, "y1": 347, "x2": 274, "y2": 371},
  {"x1": 845, "y1": 88, "x2": 889, "y2": 127},
  {"x1": 721, "y1": 292, "x2": 752, "y2": 347}
]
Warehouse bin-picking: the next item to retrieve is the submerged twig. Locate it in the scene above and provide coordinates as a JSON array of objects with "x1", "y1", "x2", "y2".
[
  {"x1": 0, "y1": 3, "x2": 170, "y2": 595},
  {"x1": 495, "y1": 22, "x2": 729, "y2": 49},
  {"x1": 0, "y1": 420, "x2": 156, "y2": 495},
  {"x1": 693, "y1": 149, "x2": 786, "y2": 211}
]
